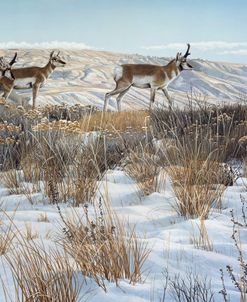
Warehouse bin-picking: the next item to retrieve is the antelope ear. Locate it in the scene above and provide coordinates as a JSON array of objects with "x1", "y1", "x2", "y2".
[
  {"x1": 176, "y1": 52, "x2": 180, "y2": 61},
  {"x1": 50, "y1": 51, "x2": 55, "y2": 59}
]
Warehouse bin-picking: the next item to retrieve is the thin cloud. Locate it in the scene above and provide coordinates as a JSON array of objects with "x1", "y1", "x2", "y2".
[
  {"x1": 220, "y1": 49, "x2": 247, "y2": 55},
  {"x1": 0, "y1": 41, "x2": 94, "y2": 49},
  {"x1": 142, "y1": 41, "x2": 247, "y2": 51}
]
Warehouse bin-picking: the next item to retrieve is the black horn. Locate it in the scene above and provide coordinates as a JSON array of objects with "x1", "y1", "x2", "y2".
[
  {"x1": 9, "y1": 52, "x2": 17, "y2": 66},
  {"x1": 50, "y1": 50, "x2": 55, "y2": 59},
  {"x1": 184, "y1": 43, "x2": 191, "y2": 58}
]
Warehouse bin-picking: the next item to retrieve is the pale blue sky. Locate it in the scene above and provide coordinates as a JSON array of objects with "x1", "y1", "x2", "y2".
[{"x1": 1, "y1": 0, "x2": 247, "y2": 63}]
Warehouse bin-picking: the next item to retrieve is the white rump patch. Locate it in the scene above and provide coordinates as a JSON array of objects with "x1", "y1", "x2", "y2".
[
  {"x1": 114, "y1": 66, "x2": 123, "y2": 81},
  {"x1": 14, "y1": 77, "x2": 36, "y2": 86},
  {"x1": 133, "y1": 75, "x2": 154, "y2": 86}
]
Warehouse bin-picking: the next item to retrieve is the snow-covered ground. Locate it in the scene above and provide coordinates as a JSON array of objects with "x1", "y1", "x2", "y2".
[
  {"x1": 1, "y1": 49, "x2": 247, "y2": 110},
  {"x1": 0, "y1": 168, "x2": 246, "y2": 301}
]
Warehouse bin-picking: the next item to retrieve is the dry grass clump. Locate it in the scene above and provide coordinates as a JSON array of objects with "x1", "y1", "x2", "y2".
[
  {"x1": 18, "y1": 129, "x2": 124, "y2": 205},
  {"x1": 59, "y1": 199, "x2": 151, "y2": 291},
  {"x1": 151, "y1": 103, "x2": 241, "y2": 219},
  {"x1": 37, "y1": 213, "x2": 49, "y2": 223},
  {"x1": 1, "y1": 121, "x2": 127, "y2": 205},
  {"x1": 1, "y1": 169, "x2": 22, "y2": 194},
  {"x1": 124, "y1": 144, "x2": 160, "y2": 195},
  {"x1": 23, "y1": 223, "x2": 39, "y2": 241},
  {"x1": 190, "y1": 219, "x2": 214, "y2": 251},
  {"x1": 2, "y1": 240, "x2": 83, "y2": 302},
  {"x1": 20, "y1": 156, "x2": 42, "y2": 183},
  {"x1": 0, "y1": 218, "x2": 15, "y2": 256},
  {"x1": 34, "y1": 133, "x2": 109, "y2": 205},
  {"x1": 0, "y1": 212, "x2": 85, "y2": 301},
  {"x1": 0, "y1": 118, "x2": 24, "y2": 170},
  {"x1": 159, "y1": 124, "x2": 228, "y2": 219},
  {"x1": 79, "y1": 110, "x2": 150, "y2": 134},
  {"x1": 165, "y1": 155, "x2": 227, "y2": 219},
  {"x1": 42, "y1": 137, "x2": 95, "y2": 204},
  {"x1": 1, "y1": 169, "x2": 40, "y2": 204},
  {"x1": 0, "y1": 108, "x2": 150, "y2": 204},
  {"x1": 31, "y1": 110, "x2": 149, "y2": 134}
]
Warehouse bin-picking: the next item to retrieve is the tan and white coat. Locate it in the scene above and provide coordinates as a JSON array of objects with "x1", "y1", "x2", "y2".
[{"x1": 104, "y1": 44, "x2": 193, "y2": 111}]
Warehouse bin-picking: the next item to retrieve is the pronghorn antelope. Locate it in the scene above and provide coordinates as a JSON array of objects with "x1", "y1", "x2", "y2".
[
  {"x1": 104, "y1": 44, "x2": 193, "y2": 111},
  {"x1": 0, "y1": 53, "x2": 18, "y2": 103},
  {"x1": 11, "y1": 51, "x2": 66, "y2": 108}
]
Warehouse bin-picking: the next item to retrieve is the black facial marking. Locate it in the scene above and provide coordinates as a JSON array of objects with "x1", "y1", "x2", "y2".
[{"x1": 10, "y1": 70, "x2": 15, "y2": 80}]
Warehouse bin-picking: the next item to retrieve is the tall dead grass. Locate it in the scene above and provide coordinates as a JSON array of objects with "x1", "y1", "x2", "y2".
[
  {"x1": 0, "y1": 217, "x2": 15, "y2": 256},
  {"x1": 79, "y1": 110, "x2": 150, "y2": 134},
  {"x1": 190, "y1": 219, "x2": 214, "y2": 251},
  {"x1": 3, "y1": 242, "x2": 83, "y2": 301},
  {"x1": 58, "y1": 199, "x2": 151, "y2": 291},
  {"x1": 3, "y1": 130, "x2": 105, "y2": 205},
  {"x1": 166, "y1": 160, "x2": 226, "y2": 219},
  {"x1": 1, "y1": 169, "x2": 41, "y2": 204},
  {"x1": 0, "y1": 107, "x2": 152, "y2": 205},
  {"x1": 31, "y1": 131, "x2": 101, "y2": 205},
  {"x1": 157, "y1": 115, "x2": 229, "y2": 219},
  {"x1": 0, "y1": 212, "x2": 85, "y2": 302},
  {"x1": 124, "y1": 144, "x2": 160, "y2": 195}
]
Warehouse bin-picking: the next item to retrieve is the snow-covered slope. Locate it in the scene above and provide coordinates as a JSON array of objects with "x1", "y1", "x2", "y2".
[{"x1": 1, "y1": 49, "x2": 247, "y2": 110}]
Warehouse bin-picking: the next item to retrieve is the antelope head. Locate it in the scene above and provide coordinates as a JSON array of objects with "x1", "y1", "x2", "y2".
[
  {"x1": 0, "y1": 53, "x2": 17, "y2": 80},
  {"x1": 49, "y1": 50, "x2": 66, "y2": 67},
  {"x1": 175, "y1": 43, "x2": 193, "y2": 70}
]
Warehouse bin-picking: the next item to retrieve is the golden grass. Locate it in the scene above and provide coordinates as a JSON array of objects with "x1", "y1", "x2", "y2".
[
  {"x1": 190, "y1": 219, "x2": 214, "y2": 251},
  {"x1": 125, "y1": 147, "x2": 159, "y2": 195},
  {"x1": 0, "y1": 212, "x2": 84, "y2": 301},
  {"x1": 23, "y1": 223, "x2": 39, "y2": 241},
  {"x1": 37, "y1": 213, "x2": 49, "y2": 223},
  {"x1": 0, "y1": 220, "x2": 15, "y2": 256},
  {"x1": 167, "y1": 159, "x2": 226, "y2": 219},
  {"x1": 1, "y1": 170, "x2": 40, "y2": 204},
  {"x1": 3, "y1": 241, "x2": 83, "y2": 302},
  {"x1": 59, "y1": 199, "x2": 151, "y2": 291},
  {"x1": 79, "y1": 110, "x2": 150, "y2": 133},
  {"x1": 1, "y1": 170, "x2": 21, "y2": 194}
]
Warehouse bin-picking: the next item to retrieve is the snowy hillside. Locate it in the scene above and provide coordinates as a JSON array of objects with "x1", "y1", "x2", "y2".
[{"x1": 1, "y1": 49, "x2": 247, "y2": 110}]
